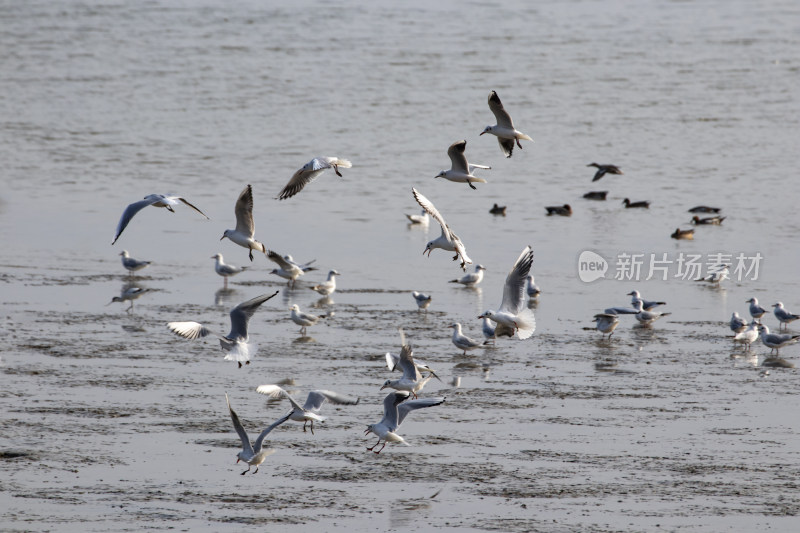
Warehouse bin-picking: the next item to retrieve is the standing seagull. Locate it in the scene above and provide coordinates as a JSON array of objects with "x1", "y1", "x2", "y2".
[
  {"x1": 405, "y1": 209, "x2": 429, "y2": 226},
  {"x1": 225, "y1": 393, "x2": 290, "y2": 475},
  {"x1": 478, "y1": 246, "x2": 536, "y2": 339},
  {"x1": 746, "y1": 297, "x2": 767, "y2": 320},
  {"x1": 593, "y1": 313, "x2": 620, "y2": 339},
  {"x1": 729, "y1": 312, "x2": 748, "y2": 334},
  {"x1": 381, "y1": 344, "x2": 433, "y2": 399},
  {"x1": 111, "y1": 194, "x2": 209, "y2": 245},
  {"x1": 412, "y1": 291, "x2": 432, "y2": 311},
  {"x1": 119, "y1": 250, "x2": 151, "y2": 277},
  {"x1": 255, "y1": 385, "x2": 359, "y2": 435},
  {"x1": 627, "y1": 290, "x2": 666, "y2": 311},
  {"x1": 632, "y1": 299, "x2": 671, "y2": 326},
  {"x1": 166, "y1": 291, "x2": 279, "y2": 367},
  {"x1": 267, "y1": 250, "x2": 312, "y2": 289},
  {"x1": 211, "y1": 253, "x2": 248, "y2": 288},
  {"x1": 412, "y1": 188, "x2": 472, "y2": 271},
  {"x1": 221, "y1": 185, "x2": 267, "y2": 262},
  {"x1": 757, "y1": 324, "x2": 800, "y2": 355},
  {"x1": 310, "y1": 270, "x2": 340, "y2": 296},
  {"x1": 434, "y1": 140, "x2": 491, "y2": 190},
  {"x1": 277, "y1": 157, "x2": 352, "y2": 200},
  {"x1": 733, "y1": 321, "x2": 759, "y2": 351},
  {"x1": 587, "y1": 163, "x2": 623, "y2": 182},
  {"x1": 365, "y1": 391, "x2": 446, "y2": 454},
  {"x1": 449, "y1": 265, "x2": 485, "y2": 287},
  {"x1": 450, "y1": 323, "x2": 483, "y2": 355},
  {"x1": 289, "y1": 304, "x2": 327, "y2": 336},
  {"x1": 773, "y1": 302, "x2": 800, "y2": 330},
  {"x1": 526, "y1": 275, "x2": 541, "y2": 299},
  {"x1": 480, "y1": 91, "x2": 533, "y2": 158}
]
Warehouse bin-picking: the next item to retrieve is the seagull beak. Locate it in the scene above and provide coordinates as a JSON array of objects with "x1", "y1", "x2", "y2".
[
  {"x1": 379, "y1": 383, "x2": 388, "y2": 391},
  {"x1": 220, "y1": 235, "x2": 226, "y2": 241},
  {"x1": 478, "y1": 314, "x2": 485, "y2": 319},
  {"x1": 479, "y1": 131, "x2": 486, "y2": 136},
  {"x1": 236, "y1": 458, "x2": 240, "y2": 464}
]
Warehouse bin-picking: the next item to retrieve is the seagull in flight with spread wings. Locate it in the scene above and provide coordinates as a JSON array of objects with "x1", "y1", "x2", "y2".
[{"x1": 412, "y1": 188, "x2": 472, "y2": 271}]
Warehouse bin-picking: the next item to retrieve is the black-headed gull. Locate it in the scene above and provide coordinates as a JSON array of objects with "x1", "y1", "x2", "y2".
[
  {"x1": 381, "y1": 344, "x2": 433, "y2": 399},
  {"x1": 733, "y1": 321, "x2": 759, "y2": 351},
  {"x1": 225, "y1": 393, "x2": 290, "y2": 475},
  {"x1": 211, "y1": 253, "x2": 249, "y2": 288},
  {"x1": 119, "y1": 250, "x2": 151, "y2": 276},
  {"x1": 593, "y1": 313, "x2": 620, "y2": 339},
  {"x1": 289, "y1": 304, "x2": 328, "y2": 335},
  {"x1": 757, "y1": 324, "x2": 800, "y2": 354},
  {"x1": 434, "y1": 140, "x2": 490, "y2": 190},
  {"x1": 112, "y1": 194, "x2": 208, "y2": 245},
  {"x1": 255, "y1": 385, "x2": 359, "y2": 434},
  {"x1": 405, "y1": 209, "x2": 429, "y2": 226},
  {"x1": 747, "y1": 297, "x2": 767, "y2": 319},
  {"x1": 449, "y1": 265, "x2": 485, "y2": 287},
  {"x1": 107, "y1": 286, "x2": 151, "y2": 312},
  {"x1": 365, "y1": 391, "x2": 445, "y2": 454},
  {"x1": 221, "y1": 185, "x2": 267, "y2": 261},
  {"x1": 267, "y1": 250, "x2": 315, "y2": 289},
  {"x1": 310, "y1": 270, "x2": 340, "y2": 296},
  {"x1": 627, "y1": 290, "x2": 665, "y2": 311},
  {"x1": 729, "y1": 312, "x2": 748, "y2": 334},
  {"x1": 412, "y1": 291, "x2": 432, "y2": 311},
  {"x1": 166, "y1": 291, "x2": 279, "y2": 367},
  {"x1": 412, "y1": 188, "x2": 472, "y2": 271},
  {"x1": 480, "y1": 91, "x2": 533, "y2": 158},
  {"x1": 632, "y1": 299, "x2": 671, "y2": 325},
  {"x1": 450, "y1": 323, "x2": 483, "y2": 355},
  {"x1": 277, "y1": 157, "x2": 352, "y2": 200},
  {"x1": 695, "y1": 264, "x2": 729, "y2": 285},
  {"x1": 478, "y1": 246, "x2": 536, "y2": 339},
  {"x1": 526, "y1": 275, "x2": 541, "y2": 299},
  {"x1": 773, "y1": 302, "x2": 800, "y2": 330},
  {"x1": 587, "y1": 163, "x2": 623, "y2": 182}
]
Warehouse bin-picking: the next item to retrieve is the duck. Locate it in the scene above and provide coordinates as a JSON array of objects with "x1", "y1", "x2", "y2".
[
  {"x1": 671, "y1": 228, "x2": 694, "y2": 240},
  {"x1": 622, "y1": 198, "x2": 650, "y2": 208},
  {"x1": 691, "y1": 215, "x2": 725, "y2": 225},
  {"x1": 545, "y1": 204, "x2": 572, "y2": 216},
  {"x1": 582, "y1": 191, "x2": 608, "y2": 200},
  {"x1": 688, "y1": 206, "x2": 721, "y2": 214},
  {"x1": 489, "y1": 203, "x2": 507, "y2": 216},
  {"x1": 587, "y1": 163, "x2": 623, "y2": 182}
]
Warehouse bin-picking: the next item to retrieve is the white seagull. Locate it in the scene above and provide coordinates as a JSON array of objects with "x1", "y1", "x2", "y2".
[
  {"x1": 289, "y1": 304, "x2": 327, "y2": 336},
  {"x1": 412, "y1": 291, "x2": 432, "y2": 311},
  {"x1": 481, "y1": 317, "x2": 497, "y2": 345},
  {"x1": 119, "y1": 250, "x2": 151, "y2": 276},
  {"x1": 450, "y1": 323, "x2": 483, "y2": 355},
  {"x1": 220, "y1": 184, "x2": 267, "y2": 261},
  {"x1": 632, "y1": 299, "x2": 671, "y2": 325},
  {"x1": 381, "y1": 344, "x2": 433, "y2": 399},
  {"x1": 365, "y1": 391, "x2": 446, "y2": 454},
  {"x1": 111, "y1": 194, "x2": 209, "y2": 245},
  {"x1": 166, "y1": 291, "x2": 279, "y2": 367},
  {"x1": 310, "y1": 270, "x2": 340, "y2": 296},
  {"x1": 107, "y1": 286, "x2": 151, "y2": 312},
  {"x1": 277, "y1": 157, "x2": 352, "y2": 200},
  {"x1": 526, "y1": 275, "x2": 541, "y2": 299},
  {"x1": 225, "y1": 393, "x2": 290, "y2": 475},
  {"x1": 729, "y1": 312, "x2": 748, "y2": 334},
  {"x1": 255, "y1": 385, "x2": 359, "y2": 435},
  {"x1": 385, "y1": 328, "x2": 442, "y2": 381},
  {"x1": 772, "y1": 302, "x2": 800, "y2": 330},
  {"x1": 733, "y1": 321, "x2": 759, "y2": 351},
  {"x1": 746, "y1": 297, "x2": 767, "y2": 319},
  {"x1": 412, "y1": 188, "x2": 472, "y2": 271},
  {"x1": 627, "y1": 290, "x2": 666, "y2": 310},
  {"x1": 434, "y1": 140, "x2": 490, "y2": 190},
  {"x1": 267, "y1": 250, "x2": 315, "y2": 289},
  {"x1": 211, "y1": 253, "x2": 249, "y2": 288},
  {"x1": 478, "y1": 246, "x2": 536, "y2": 339},
  {"x1": 757, "y1": 324, "x2": 800, "y2": 354},
  {"x1": 449, "y1": 265, "x2": 485, "y2": 287},
  {"x1": 593, "y1": 313, "x2": 620, "y2": 339},
  {"x1": 405, "y1": 209, "x2": 429, "y2": 226},
  {"x1": 695, "y1": 264, "x2": 729, "y2": 285},
  {"x1": 480, "y1": 90, "x2": 533, "y2": 158}
]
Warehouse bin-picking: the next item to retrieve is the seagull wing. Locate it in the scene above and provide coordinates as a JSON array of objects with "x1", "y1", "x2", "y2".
[
  {"x1": 379, "y1": 391, "x2": 410, "y2": 432},
  {"x1": 498, "y1": 246, "x2": 534, "y2": 314},
  {"x1": 397, "y1": 397, "x2": 446, "y2": 427},
  {"x1": 385, "y1": 352, "x2": 399, "y2": 372},
  {"x1": 497, "y1": 137, "x2": 515, "y2": 158},
  {"x1": 167, "y1": 321, "x2": 213, "y2": 340},
  {"x1": 412, "y1": 188, "x2": 453, "y2": 242},
  {"x1": 277, "y1": 158, "x2": 329, "y2": 200},
  {"x1": 488, "y1": 90, "x2": 514, "y2": 128},
  {"x1": 112, "y1": 196, "x2": 159, "y2": 244},
  {"x1": 226, "y1": 393, "x2": 254, "y2": 457},
  {"x1": 305, "y1": 390, "x2": 359, "y2": 413},
  {"x1": 446, "y1": 140, "x2": 469, "y2": 174},
  {"x1": 174, "y1": 197, "x2": 210, "y2": 219},
  {"x1": 252, "y1": 412, "x2": 291, "y2": 454},
  {"x1": 227, "y1": 291, "x2": 279, "y2": 340},
  {"x1": 234, "y1": 185, "x2": 255, "y2": 237},
  {"x1": 255, "y1": 384, "x2": 305, "y2": 412},
  {"x1": 267, "y1": 251, "x2": 294, "y2": 270},
  {"x1": 398, "y1": 344, "x2": 422, "y2": 381}
]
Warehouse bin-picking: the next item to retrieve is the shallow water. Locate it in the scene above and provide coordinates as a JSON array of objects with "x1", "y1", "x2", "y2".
[{"x1": 1, "y1": 0, "x2": 799, "y2": 531}]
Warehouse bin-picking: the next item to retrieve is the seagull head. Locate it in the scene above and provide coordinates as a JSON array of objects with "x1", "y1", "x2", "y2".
[
  {"x1": 119, "y1": 250, "x2": 129, "y2": 257},
  {"x1": 423, "y1": 241, "x2": 434, "y2": 256},
  {"x1": 220, "y1": 230, "x2": 231, "y2": 241},
  {"x1": 289, "y1": 304, "x2": 300, "y2": 312},
  {"x1": 478, "y1": 311, "x2": 493, "y2": 320},
  {"x1": 434, "y1": 170, "x2": 446, "y2": 179},
  {"x1": 480, "y1": 126, "x2": 493, "y2": 136},
  {"x1": 627, "y1": 290, "x2": 639, "y2": 297},
  {"x1": 364, "y1": 424, "x2": 375, "y2": 436},
  {"x1": 380, "y1": 379, "x2": 393, "y2": 391},
  {"x1": 211, "y1": 253, "x2": 222, "y2": 260}
]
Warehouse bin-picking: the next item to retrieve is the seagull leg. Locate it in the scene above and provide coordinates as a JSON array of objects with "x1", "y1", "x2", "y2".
[
  {"x1": 238, "y1": 362, "x2": 242, "y2": 368},
  {"x1": 240, "y1": 466, "x2": 250, "y2": 475},
  {"x1": 516, "y1": 138, "x2": 523, "y2": 149},
  {"x1": 374, "y1": 442, "x2": 387, "y2": 454},
  {"x1": 468, "y1": 182, "x2": 476, "y2": 190},
  {"x1": 249, "y1": 249, "x2": 254, "y2": 262},
  {"x1": 333, "y1": 165, "x2": 342, "y2": 177},
  {"x1": 310, "y1": 420, "x2": 315, "y2": 435},
  {"x1": 303, "y1": 420, "x2": 307, "y2": 433},
  {"x1": 252, "y1": 466, "x2": 259, "y2": 474},
  {"x1": 366, "y1": 439, "x2": 381, "y2": 451}
]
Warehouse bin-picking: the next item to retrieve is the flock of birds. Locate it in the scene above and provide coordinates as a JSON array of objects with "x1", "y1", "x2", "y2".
[{"x1": 106, "y1": 89, "x2": 795, "y2": 473}]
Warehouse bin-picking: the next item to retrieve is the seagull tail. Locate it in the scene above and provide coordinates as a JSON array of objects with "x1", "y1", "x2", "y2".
[
  {"x1": 515, "y1": 308, "x2": 537, "y2": 340},
  {"x1": 330, "y1": 158, "x2": 352, "y2": 169},
  {"x1": 518, "y1": 133, "x2": 534, "y2": 142},
  {"x1": 467, "y1": 177, "x2": 488, "y2": 184}
]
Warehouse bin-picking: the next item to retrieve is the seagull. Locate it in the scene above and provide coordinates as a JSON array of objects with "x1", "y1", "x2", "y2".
[
  {"x1": 773, "y1": 302, "x2": 800, "y2": 330},
  {"x1": 449, "y1": 265, "x2": 485, "y2": 287},
  {"x1": 480, "y1": 90, "x2": 533, "y2": 158},
  {"x1": 107, "y1": 286, "x2": 150, "y2": 312},
  {"x1": 385, "y1": 328, "x2": 442, "y2": 381},
  {"x1": 632, "y1": 299, "x2": 671, "y2": 325},
  {"x1": 757, "y1": 324, "x2": 800, "y2": 355},
  {"x1": 450, "y1": 323, "x2": 483, "y2": 355},
  {"x1": 733, "y1": 321, "x2": 759, "y2": 350},
  {"x1": 671, "y1": 228, "x2": 694, "y2": 240},
  {"x1": 365, "y1": 391, "x2": 445, "y2": 454},
  {"x1": 119, "y1": 250, "x2": 151, "y2": 277},
  {"x1": 225, "y1": 393, "x2": 290, "y2": 475},
  {"x1": 310, "y1": 270, "x2": 340, "y2": 296},
  {"x1": 412, "y1": 291, "x2": 432, "y2": 311},
  {"x1": 277, "y1": 157, "x2": 352, "y2": 200},
  {"x1": 583, "y1": 191, "x2": 608, "y2": 200},
  {"x1": 478, "y1": 246, "x2": 536, "y2": 339},
  {"x1": 729, "y1": 312, "x2": 748, "y2": 334},
  {"x1": 481, "y1": 317, "x2": 497, "y2": 345},
  {"x1": 526, "y1": 275, "x2": 541, "y2": 299},
  {"x1": 587, "y1": 163, "x2": 623, "y2": 182},
  {"x1": 211, "y1": 253, "x2": 248, "y2": 288},
  {"x1": 412, "y1": 188, "x2": 472, "y2": 271},
  {"x1": 746, "y1": 297, "x2": 767, "y2": 319},
  {"x1": 381, "y1": 344, "x2": 433, "y2": 399},
  {"x1": 489, "y1": 203, "x2": 507, "y2": 216},
  {"x1": 434, "y1": 140, "x2": 490, "y2": 190},
  {"x1": 688, "y1": 206, "x2": 721, "y2": 213},
  {"x1": 111, "y1": 194, "x2": 209, "y2": 245},
  {"x1": 221, "y1": 185, "x2": 267, "y2": 261},
  {"x1": 289, "y1": 304, "x2": 327, "y2": 336},
  {"x1": 593, "y1": 313, "x2": 620, "y2": 339},
  {"x1": 627, "y1": 290, "x2": 665, "y2": 311},
  {"x1": 622, "y1": 198, "x2": 650, "y2": 209},
  {"x1": 166, "y1": 291, "x2": 279, "y2": 367},
  {"x1": 267, "y1": 250, "x2": 315, "y2": 288},
  {"x1": 695, "y1": 264, "x2": 729, "y2": 285},
  {"x1": 405, "y1": 209, "x2": 429, "y2": 226},
  {"x1": 545, "y1": 204, "x2": 572, "y2": 216},
  {"x1": 255, "y1": 385, "x2": 359, "y2": 435},
  {"x1": 691, "y1": 215, "x2": 725, "y2": 225}
]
